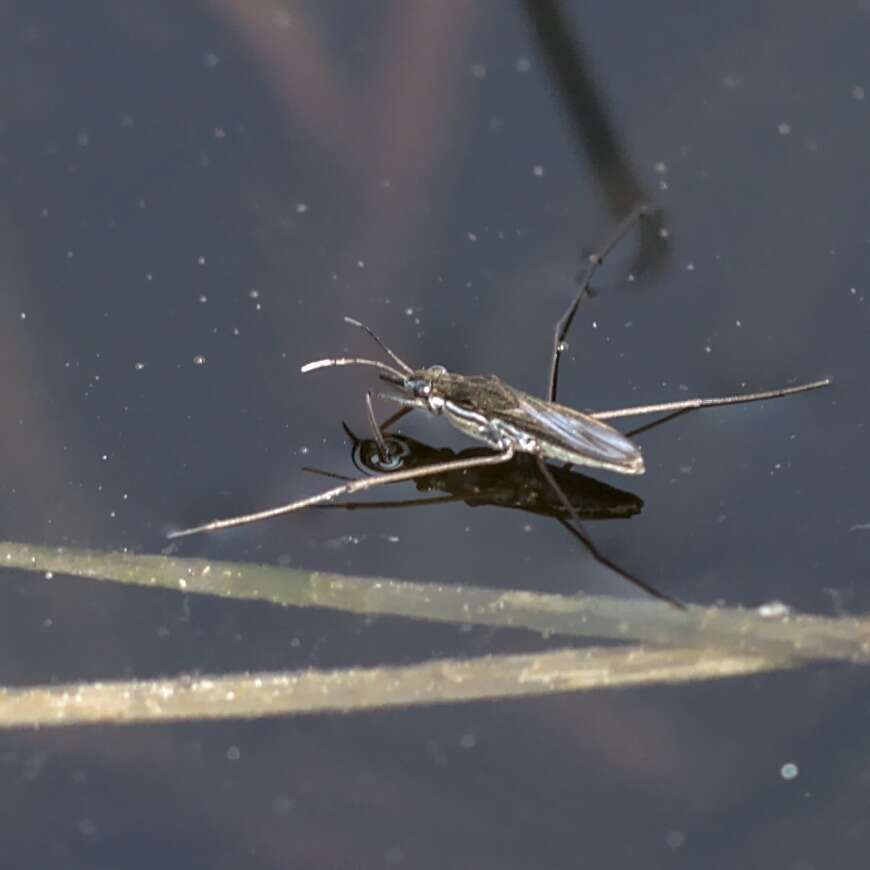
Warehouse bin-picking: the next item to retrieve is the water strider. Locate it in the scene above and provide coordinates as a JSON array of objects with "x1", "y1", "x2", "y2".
[{"x1": 168, "y1": 207, "x2": 831, "y2": 604}]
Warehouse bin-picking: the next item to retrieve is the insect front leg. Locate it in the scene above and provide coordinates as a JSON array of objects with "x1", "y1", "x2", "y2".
[
  {"x1": 374, "y1": 392, "x2": 429, "y2": 413},
  {"x1": 363, "y1": 391, "x2": 391, "y2": 465},
  {"x1": 358, "y1": 391, "x2": 416, "y2": 470}
]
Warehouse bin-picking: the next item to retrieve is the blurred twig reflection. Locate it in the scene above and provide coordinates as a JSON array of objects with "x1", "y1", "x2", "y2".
[{"x1": 1, "y1": 541, "x2": 867, "y2": 727}]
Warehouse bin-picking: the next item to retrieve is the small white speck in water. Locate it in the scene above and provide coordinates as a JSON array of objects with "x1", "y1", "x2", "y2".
[
  {"x1": 665, "y1": 830, "x2": 686, "y2": 850},
  {"x1": 780, "y1": 762, "x2": 799, "y2": 780}
]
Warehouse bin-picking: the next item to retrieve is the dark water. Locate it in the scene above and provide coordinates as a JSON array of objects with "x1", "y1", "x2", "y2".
[{"x1": 2, "y1": 1, "x2": 868, "y2": 867}]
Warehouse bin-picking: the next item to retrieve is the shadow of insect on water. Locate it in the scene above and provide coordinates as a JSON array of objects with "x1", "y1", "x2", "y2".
[
  {"x1": 314, "y1": 421, "x2": 644, "y2": 521},
  {"x1": 303, "y1": 411, "x2": 674, "y2": 607}
]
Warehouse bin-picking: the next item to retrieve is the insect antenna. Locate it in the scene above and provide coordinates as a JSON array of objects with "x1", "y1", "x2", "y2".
[
  {"x1": 343, "y1": 316, "x2": 414, "y2": 374},
  {"x1": 300, "y1": 356, "x2": 408, "y2": 382}
]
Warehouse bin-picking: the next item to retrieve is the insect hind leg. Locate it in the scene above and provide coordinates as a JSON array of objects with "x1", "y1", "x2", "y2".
[{"x1": 534, "y1": 456, "x2": 684, "y2": 609}]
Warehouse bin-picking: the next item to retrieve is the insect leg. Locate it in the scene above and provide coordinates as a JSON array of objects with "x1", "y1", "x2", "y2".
[
  {"x1": 548, "y1": 203, "x2": 651, "y2": 402},
  {"x1": 363, "y1": 393, "x2": 417, "y2": 453},
  {"x1": 535, "y1": 457, "x2": 685, "y2": 609},
  {"x1": 374, "y1": 392, "x2": 429, "y2": 412},
  {"x1": 364, "y1": 391, "x2": 390, "y2": 464},
  {"x1": 167, "y1": 445, "x2": 516, "y2": 538},
  {"x1": 301, "y1": 466, "x2": 463, "y2": 509},
  {"x1": 554, "y1": 517, "x2": 685, "y2": 609},
  {"x1": 341, "y1": 403, "x2": 414, "y2": 475},
  {"x1": 591, "y1": 378, "x2": 831, "y2": 421},
  {"x1": 314, "y1": 493, "x2": 461, "y2": 510},
  {"x1": 301, "y1": 466, "x2": 355, "y2": 483},
  {"x1": 303, "y1": 429, "x2": 462, "y2": 508},
  {"x1": 380, "y1": 405, "x2": 415, "y2": 431},
  {"x1": 625, "y1": 408, "x2": 692, "y2": 439}
]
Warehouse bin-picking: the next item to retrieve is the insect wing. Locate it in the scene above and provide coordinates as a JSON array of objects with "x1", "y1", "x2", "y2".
[{"x1": 505, "y1": 393, "x2": 644, "y2": 474}]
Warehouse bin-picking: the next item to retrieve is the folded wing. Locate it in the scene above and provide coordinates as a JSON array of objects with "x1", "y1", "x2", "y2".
[{"x1": 502, "y1": 393, "x2": 644, "y2": 474}]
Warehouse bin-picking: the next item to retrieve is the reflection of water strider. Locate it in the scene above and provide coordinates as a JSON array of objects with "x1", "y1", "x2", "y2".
[{"x1": 322, "y1": 424, "x2": 644, "y2": 522}]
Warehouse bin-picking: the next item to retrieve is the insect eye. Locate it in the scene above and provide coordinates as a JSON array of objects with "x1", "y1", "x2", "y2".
[{"x1": 411, "y1": 380, "x2": 431, "y2": 398}]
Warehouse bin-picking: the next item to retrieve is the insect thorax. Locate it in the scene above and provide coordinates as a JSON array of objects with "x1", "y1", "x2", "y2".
[
  {"x1": 417, "y1": 370, "x2": 533, "y2": 453},
  {"x1": 427, "y1": 371, "x2": 518, "y2": 413}
]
